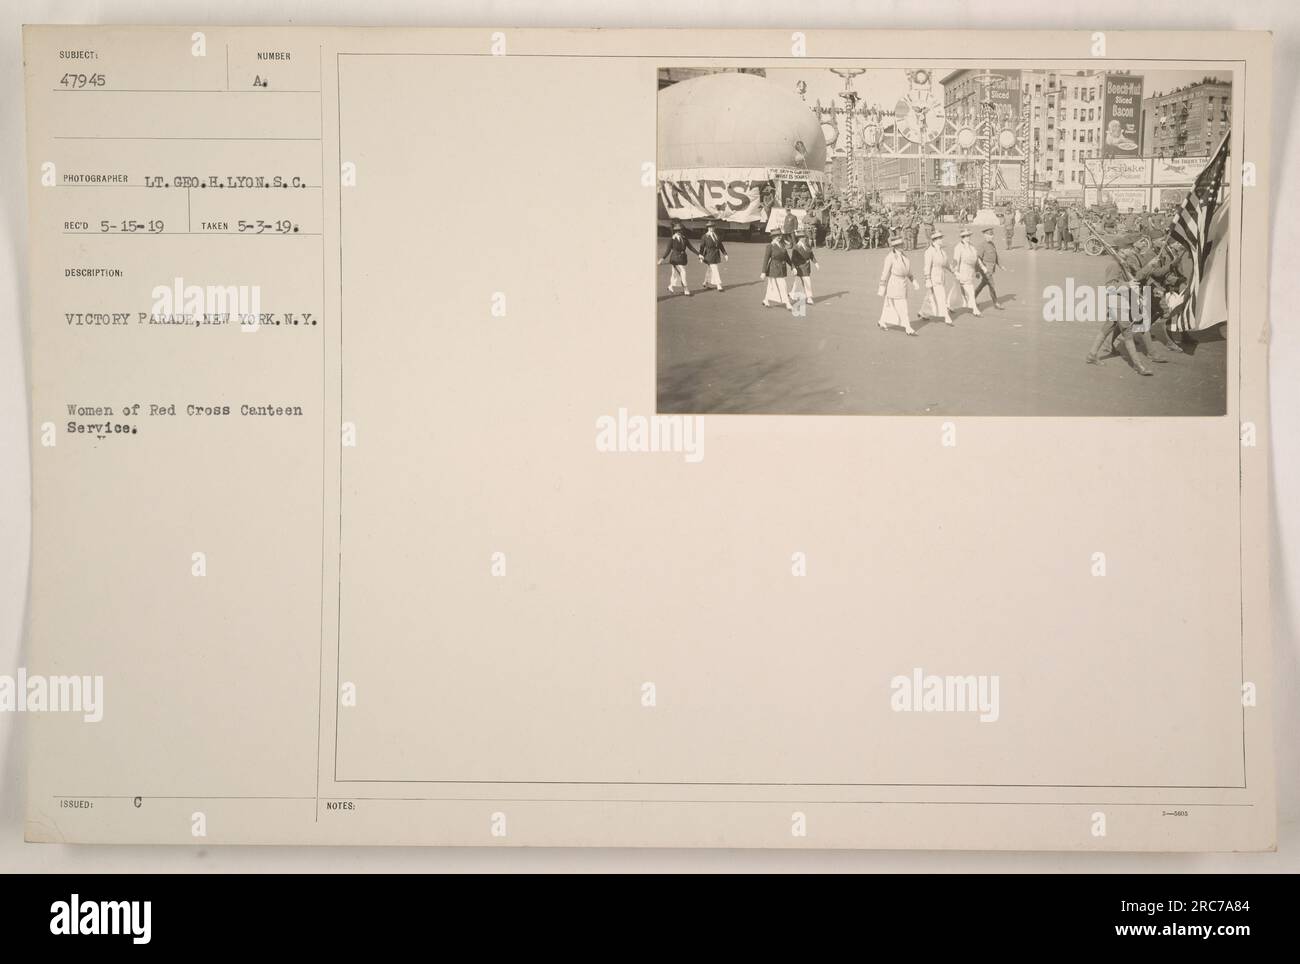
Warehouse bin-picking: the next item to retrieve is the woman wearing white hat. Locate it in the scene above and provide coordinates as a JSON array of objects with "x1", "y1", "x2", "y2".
[
  {"x1": 918, "y1": 230, "x2": 953, "y2": 325},
  {"x1": 877, "y1": 235, "x2": 919, "y2": 336},
  {"x1": 952, "y1": 227, "x2": 984, "y2": 317}
]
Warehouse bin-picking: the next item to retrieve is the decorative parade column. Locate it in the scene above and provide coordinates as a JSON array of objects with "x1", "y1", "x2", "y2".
[{"x1": 828, "y1": 68, "x2": 866, "y2": 195}]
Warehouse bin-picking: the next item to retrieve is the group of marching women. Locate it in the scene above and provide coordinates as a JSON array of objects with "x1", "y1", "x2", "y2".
[
  {"x1": 659, "y1": 219, "x2": 1003, "y2": 327},
  {"x1": 659, "y1": 219, "x2": 819, "y2": 308},
  {"x1": 659, "y1": 217, "x2": 1190, "y2": 379},
  {"x1": 876, "y1": 225, "x2": 1006, "y2": 336},
  {"x1": 659, "y1": 219, "x2": 730, "y2": 297}
]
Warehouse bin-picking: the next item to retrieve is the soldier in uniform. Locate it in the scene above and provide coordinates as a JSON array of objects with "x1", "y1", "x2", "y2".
[
  {"x1": 760, "y1": 228, "x2": 794, "y2": 310},
  {"x1": 1143, "y1": 248, "x2": 1187, "y2": 355},
  {"x1": 657, "y1": 220, "x2": 699, "y2": 296},
  {"x1": 918, "y1": 230, "x2": 953, "y2": 325},
  {"x1": 1024, "y1": 207, "x2": 1039, "y2": 249},
  {"x1": 789, "y1": 224, "x2": 819, "y2": 305},
  {"x1": 1085, "y1": 235, "x2": 1159, "y2": 375},
  {"x1": 1042, "y1": 206, "x2": 1058, "y2": 250},
  {"x1": 920, "y1": 209, "x2": 935, "y2": 249},
  {"x1": 807, "y1": 206, "x2": 822, "y2": 248},
  {"x1": 908, "y1": 208, "x2": 920, "y2": 250},
  {"x1": 1002, "y1": 208, "x2": 1015, "y2": 249},
  {"x1": 952, "y1": 227, "x2": 985, "y2": 317},
  {"x1": 698, "y1": 219, "x2": 728, "y2": 292},
  {"x1": 1066, "y1": 204, "x2": 1084, "y2": 253},
  {"x1": 877, "y1": 235, "x2": 920, "y2": 336},
  {"x1": 1110, "y1": 245, "x2": 1184, "y2": 362},
  {"x1": 974, "y1": 226, "x2": 1007, "y2": 310}
]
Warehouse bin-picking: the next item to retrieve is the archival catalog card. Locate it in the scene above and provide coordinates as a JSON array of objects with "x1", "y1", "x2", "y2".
[{"x1": 21, "y1": 26, "x2": 1275, "y2": 849}]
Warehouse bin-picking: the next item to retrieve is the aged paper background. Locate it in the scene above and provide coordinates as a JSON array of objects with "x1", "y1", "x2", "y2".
[{"x1": 3, "y1": 1, "x2": 1297, "y2": 869}]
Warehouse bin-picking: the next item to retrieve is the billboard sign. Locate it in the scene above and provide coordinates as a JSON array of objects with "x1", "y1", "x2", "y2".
[
  {"x1": 1082, "y1": 156, "x2": 1151, "y2": 189},
  {"x1": 1086, "y1": 187, "x2": 1150, "y2": 211},
  {"x1": 1152, "y1": 155, "x2": 1211, "y2": 185},
  {"x1": 1102, "y1": 74, "x2": 1144, "y2": 158},
  {"x1": 983, "y1": 69, "x2": 1022, "y2": 118}
]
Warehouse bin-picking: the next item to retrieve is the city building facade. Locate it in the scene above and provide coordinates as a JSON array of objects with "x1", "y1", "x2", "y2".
[{"x1": 1142, "y1": 79, "x2": 1232, "y2": 158}]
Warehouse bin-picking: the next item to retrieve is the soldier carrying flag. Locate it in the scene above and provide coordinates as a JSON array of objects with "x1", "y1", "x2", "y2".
[{"x1": 1084, "y1": 232, "x2": 1168, "y2": 376}]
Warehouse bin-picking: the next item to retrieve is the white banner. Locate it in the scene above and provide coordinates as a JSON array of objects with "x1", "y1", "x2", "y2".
[
  {"x1": 658, "y1": 168, "x2": 765, "y2": 222},
  {"x1": 657, "y1": 167, "x2": 826, "y2": 223}
]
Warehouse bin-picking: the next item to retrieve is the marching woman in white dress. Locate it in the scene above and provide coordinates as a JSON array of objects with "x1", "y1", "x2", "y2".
[
  {"x1": 918, "y1": 230, "x2": 954, "y2": 325},
  {"x1": 877, "y1": 235, "x2": 919, "y2": 335},
  {"x1": 952, "y1": 227, "x2": 984, "y2": 317}
]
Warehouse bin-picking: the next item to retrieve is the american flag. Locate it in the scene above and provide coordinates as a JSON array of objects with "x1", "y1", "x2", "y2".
[{"x1": 1167, "y1": 134, "x2": 1229, "y2": 332}]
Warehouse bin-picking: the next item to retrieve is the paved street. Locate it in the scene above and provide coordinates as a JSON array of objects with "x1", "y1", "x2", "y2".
[{"x1": 657, "y1": 229, "x2": 1226, "y2": 416}]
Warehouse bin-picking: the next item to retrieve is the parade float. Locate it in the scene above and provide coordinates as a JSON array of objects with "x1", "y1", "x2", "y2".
[{"x1": 657, "y1": 72, "x2": 827, "y2": 237}]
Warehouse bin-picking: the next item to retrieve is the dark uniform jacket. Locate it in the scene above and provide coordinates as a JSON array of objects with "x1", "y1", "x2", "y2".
[
  {"x1": 790, "y1": 239, "x2": 818, "y2": 275},
  {"x1": 1105, "y1": 251, "x2": 1171, "y2": 327},
  {"x1": 978, "y1": 239, "x2": 1000, "y2": 272},
  {"x1": 661, "y1": 233, "x2": 699, "y2": 266},
  {"x1": 700, "y1": 231, "x2": 727, "y2": 264},
  {"x1": 1105, "y1": 252, "x2": 1166, "y2": 287},
  {"x1": 761, "y1": 241, "x2": 791, "y2": 279}
]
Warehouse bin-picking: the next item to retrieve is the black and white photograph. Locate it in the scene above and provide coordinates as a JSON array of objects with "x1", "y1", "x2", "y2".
[{"x1": 656, "y1": 65, "x2": 1232, "y2": 416}]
